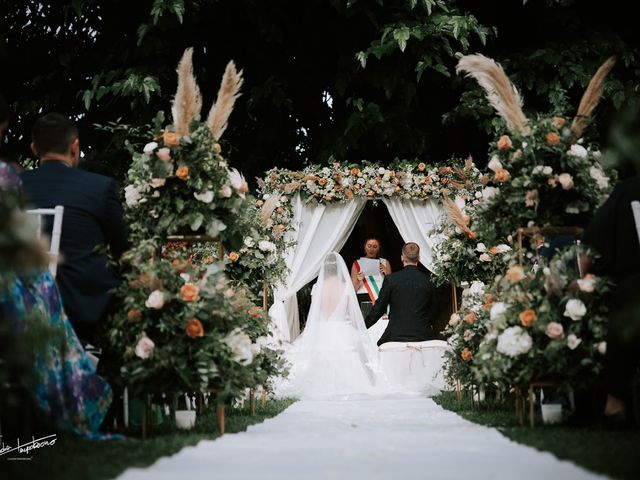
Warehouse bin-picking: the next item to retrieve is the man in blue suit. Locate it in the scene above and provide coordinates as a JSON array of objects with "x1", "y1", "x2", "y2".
[{"x1": 21, "y1": 113, "x2": 128, "y2": 344}]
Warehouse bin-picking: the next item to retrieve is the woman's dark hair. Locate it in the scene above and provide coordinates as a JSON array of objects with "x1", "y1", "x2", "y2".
[{"x1": 363, "y1": 235, "x2": 382, "y2": 246}]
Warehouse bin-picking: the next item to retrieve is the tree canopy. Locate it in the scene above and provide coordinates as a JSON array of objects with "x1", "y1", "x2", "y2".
[{"x1": 1, "y1": 0, "x2": 638, "y2": 183}]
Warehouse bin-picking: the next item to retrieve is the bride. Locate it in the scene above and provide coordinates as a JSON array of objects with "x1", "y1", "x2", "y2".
[{"x1": 281, "y1": 252, "x2": 388, "y2": 399}]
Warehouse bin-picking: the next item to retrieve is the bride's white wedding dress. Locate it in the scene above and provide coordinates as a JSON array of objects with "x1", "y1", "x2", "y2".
[{"x1": 277, "y1": 252, "x2": 390, "y2": 400}]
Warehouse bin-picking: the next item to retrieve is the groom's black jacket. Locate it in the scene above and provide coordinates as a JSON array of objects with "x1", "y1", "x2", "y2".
[{"x1": 364, "y1": 265, "x2": 435, "y2": 346}]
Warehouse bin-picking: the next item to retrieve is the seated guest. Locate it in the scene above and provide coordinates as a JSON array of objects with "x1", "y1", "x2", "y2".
[
  {"x1": 0, "y1": 157, "x2": 113, "y2": 437},
  {"x1": 20, "y1": 113, "x2": 128, "y2": 345}
]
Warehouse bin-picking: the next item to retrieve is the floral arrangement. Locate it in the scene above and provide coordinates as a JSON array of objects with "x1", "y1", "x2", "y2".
[
  {"x1": 430, "y1": 199, "x2": 514, "y2": 286},
  {"x1": 109, "y1": 245, "x2": 285, "y2": 397},
  {"x1": 471, "y1": 246, "x2": 610, "y2": 389},
  {"x1": 109, "y1": 48, "x2": 286, "y2": 401},
  {"x1": 456, "y1": 54, "x2": 616, "y2": 247},
  {"x1": 442, "y1": 281, "x2": 491, "y2": 387}
]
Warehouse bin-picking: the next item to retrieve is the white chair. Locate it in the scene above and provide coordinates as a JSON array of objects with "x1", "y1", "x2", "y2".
[
  {"x1": 632, "y1": 201, "x2": 640, "y2": 245},
  {"x1": 25, "y1": 206, "x2": 64, "y2": 278},
  {"x1": 378, "y1": 339, "x2": 451, "y2": 394}
]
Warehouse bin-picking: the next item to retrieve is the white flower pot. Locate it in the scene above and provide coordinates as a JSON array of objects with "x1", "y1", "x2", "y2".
[
  {"x1": 175, "y1": 410, "x2": 196, "y2": 430},
  {"x1": 541, "y1": 403, "x2": 562, "y2": 425}
]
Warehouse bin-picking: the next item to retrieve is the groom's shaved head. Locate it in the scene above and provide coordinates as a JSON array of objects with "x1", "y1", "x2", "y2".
[{"x1": 402, "y1": 242, "x2": 420, "y2": 263}]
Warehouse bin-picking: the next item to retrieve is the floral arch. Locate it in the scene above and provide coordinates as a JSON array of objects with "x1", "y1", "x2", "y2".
[{"x1": 256, "y1": 158, "x2": 484, "y2": 342}]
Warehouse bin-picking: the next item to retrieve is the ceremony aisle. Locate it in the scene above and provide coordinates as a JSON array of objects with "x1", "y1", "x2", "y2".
[{"x1": 116, "y1": 396, "x2": 606, "y2": 480}]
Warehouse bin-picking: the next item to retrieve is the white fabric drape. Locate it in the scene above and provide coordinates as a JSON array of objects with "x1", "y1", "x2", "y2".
[
  {"x1": 382, "y1": 198, "x2": 444, "y2": 271},
  {"x1": 269, "y1": 194, "x2": 366, "y2": 342}
]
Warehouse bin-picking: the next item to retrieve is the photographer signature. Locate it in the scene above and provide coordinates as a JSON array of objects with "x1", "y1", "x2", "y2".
[{"x1": 0, "y1": 434, "x2": 57, "y2": 459}]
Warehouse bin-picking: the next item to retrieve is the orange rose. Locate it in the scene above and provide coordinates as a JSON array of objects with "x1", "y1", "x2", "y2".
[
  {"x1": 494, "y1": 168, "x2": 511, "y2": 182},
  {"x1": 344, "y1": 189, "x2": 354, "y2": 199},
  {"x1": 127, "y1": 308, "x2": 142, "y2": 320},
  {"x1": 424, "y1": 176, "x2": 431, "y2": 184},
  {"x1": 519, "y1": 308, "x2": 537, "y2": 327},
  {"x1": 176, "y1": 165, "x2": 189, "y2": 180},
  {"x1": 351, "y1": 168, "x2": 360, "y2": 176},
  {"x1": 440, "y1": 177, "x2": 448, "y2": 185},
  {"x1": 489, "y1": 246, "x2": 499, "y2": 255},
  {"x1": 228, "y1": 252, "x2": 240, "y2": 263},
  {"x1": 464, "y1": 312, "x2": 477, "y2": 325},
  {"x1": 248, "y1": 306, "x2": 263, "y2": 318},
  {"x1": 213, "y1": 143, "x2": 222, "y2": 154},
  {"x1": 497, "y1": 135, "x2": 512, "y2": 151},
  {"x1": 483, "y1": 293, "x2": 495, "y2": 310},
  {"x1": 172, "y1": 258, "x2": 189, "y2": 273},
  {"x1": 318, "y1": 178, "x2": 327, "y2": 186},
  {"x1": 276, "y1": 207, "x2": 285, "y2": 214},
  {"x1": 461, "y1": 348, "x2": 473, "y2": 362},
  {"x1": 395, "y1": 185, "x2": 401, "y2": 192},
  {"x1": 367, "y1": 190, "x2": 375, "y2": 197},
  {"x1": 545, "y1": 132, "x2": 560, "y2": 146},
  {"x1": 552, "y1": 116, "x2": 566, "y2": 128},
  {"x1": 204, "y1": 255, "x2": 214, "y2": 265},
  {"x1": 185, "y1": 318, "x2": 204, "y2": 338},
  {"x1": 323, "y1": 195, "x2": 332, "y2": 201},
  {"x1": 276, "y1": 224, "x2": 286, "y2": 232},
  {"x1": 180, "y1": 283, "x2": 200, "y2": 302},
  {"x1": 417, "y1": 162, "x2": 426, "y2": 172},
  {"x1": 353, "y1": 184, "x2": 361, "y2": 191},
  {"x1": 162, "y1": 131, "x2": 180, "y2": 147}
]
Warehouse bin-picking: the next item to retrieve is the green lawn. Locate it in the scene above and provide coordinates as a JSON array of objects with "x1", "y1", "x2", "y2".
[
  {"x1": 3, "y1": 398, "x2": 295, "y2": 480},
  {"x1": 434, "y1": 391, "x2": 640, "y2": 480}
]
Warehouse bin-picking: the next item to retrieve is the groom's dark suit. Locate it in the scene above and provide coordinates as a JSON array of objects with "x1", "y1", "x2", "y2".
[
  {"x1": 21, "y1": 161, "x2": 128, "y2": 332},
  {"x1": 364, "y1": 265, "x2": 435, "y2": 346}
]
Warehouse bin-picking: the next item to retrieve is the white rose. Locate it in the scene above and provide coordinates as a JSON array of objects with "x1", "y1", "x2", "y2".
[
  {"x1": 135, "y1": 335, "x2": 155, "y2": 359},
  {"x1": 558, "y1": 173, "x2": 574, "y2": 190},
  {"x1": 589, "y1": 166, "x2": 610, "y2": 190},
  {"x1": 377, "y1": 167, "x2": 386, "y2": 175},
  {"x1": 463, "y1": 329, "x2": 475, "y2": 341},
  {"x1": 258, "y1": 240, "x2": 276, "y2": 252},
  {"x1": 476, "y1": 243, "x2": 487, "y2": 253},
  {"x1": 496, "y1": 326, "x2": 532, "y2": 357},
  {"x1": 563, "y1": 298, "x2": 587, "y2": 321},
  {"x1": 474, "y1": 191, "x2": 482, "y2": 199},
  {"x1": 479, "y1": 253, "x2": 491, "y2": 262},
  {"x1": 143, "y1": 141, "x2": 158, "y2": 154},
  {"x1": 244, "y1": 237, "x2": 255, "y2": 248},
  {"x1": 124, "y1": 184, "x2": 142, "y2": 207},
  {"x1": 577, "y1": 276, "x2": 596, "y2": 292},
  {"x1": 598, "y1": 341, "x2": 607, "y2": 355},
  {"x1": 194, "y1": 190, "x2": 215, "y2": 203},
  {"x1": 145, "y1": 290, "x2": 165, "y2": 309},
  {"x1": 149, "y1": 178, "x2": 166, "y2": 188},
  {"x1": 219, "y1": 184, "x2": 233, "y2": 198},
  {"x1": 490, "y1": 302, "x2": 509, "y2": 321},
  {"x1": 487, "y1": 155, "x2": 502, "y2": 172},
  {"x1": 227, "y1": 168, "x2": 245, "y2": 190},
  {"x1": 449, "y1": 313, "x2": 460, "y2": 326},
  {"x1": 223, "y1": 328, "x2": 254, "y2": 365},
  {"x1": 542, "y1": 166, "x2": 553, "y2": 176},
  {"x1": 180, "y1": 273, "x2": 191, "y2": 283},
  {"x1": 566, "y1": 334, "x2": 582, "y2": 350},
  {"x1": 468, "y1": 281, "x2": 485, "y2": 295},
  {"x1": 482, "y1": 187, "x2": 499, "y2": 200},
  {"x1": 495, "y1": 244, "x2": 511, "y2": 253},
  {"x1": 567, "y1": 144, "x2": 588, "y2": 158}
]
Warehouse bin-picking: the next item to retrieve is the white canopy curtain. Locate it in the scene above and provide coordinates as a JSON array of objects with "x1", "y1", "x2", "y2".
[
  {"x1": 382, "y1": 198, "x2": 445, "y2": 272},
  {"x1": 269, "y1": 194, "x2": 367, "y2": 342}
]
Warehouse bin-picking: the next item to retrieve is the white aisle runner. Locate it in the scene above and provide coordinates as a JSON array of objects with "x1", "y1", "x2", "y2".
[{"x1": 116, "y1": 396, "x2": 607, "y2": 480}]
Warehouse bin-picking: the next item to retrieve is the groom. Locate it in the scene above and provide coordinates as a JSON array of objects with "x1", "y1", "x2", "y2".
[{"x1": 364, "y1": 242, "x2": 436, "y2": 346}]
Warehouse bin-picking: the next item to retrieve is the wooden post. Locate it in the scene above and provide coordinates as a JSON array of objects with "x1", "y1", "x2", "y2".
[
  {"x1": 261, "y1": 388, "x2": 267, "y2": 407},
  {"x1": 263, "y1": 280, "x2": 268, "y2": 310},
  {"x1": 217, "y1": 242, "x2": 224, "y2": 261},
  {"x1": 529, "y1": 384, "x2": 535, "y2": 428},
  {"x1": 216, "y1": 404, "x2": 225, "y2": 435},
  {"x1": 451, "y1": 282, "x2": 458, "y2": 314},
  {"x1": 456, "y1": 379, "x2": 462, "y2": 402},
  {"x1": 250, "y1": 389, "x2": 257, "y2": 416}
]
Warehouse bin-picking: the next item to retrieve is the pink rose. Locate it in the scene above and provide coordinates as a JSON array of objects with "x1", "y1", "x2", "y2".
[
  {"x1": 545, "y1": 322, "x2": 564, "y2": 339},
  {"x1": 156, "y1": 147, "x2": 172, "y2": 162}
]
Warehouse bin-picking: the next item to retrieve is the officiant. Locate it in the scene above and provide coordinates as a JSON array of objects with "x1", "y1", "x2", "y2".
[{"x1": 350, "y1": 235, "x2": 392, "y2": 318}]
